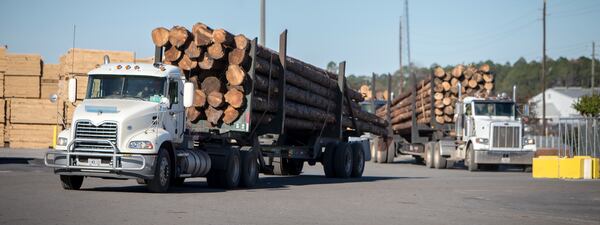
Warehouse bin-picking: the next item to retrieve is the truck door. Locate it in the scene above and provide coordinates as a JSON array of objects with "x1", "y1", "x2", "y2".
[{"x1": 167, "y1": 79, "x2": 185, "y2": 143}]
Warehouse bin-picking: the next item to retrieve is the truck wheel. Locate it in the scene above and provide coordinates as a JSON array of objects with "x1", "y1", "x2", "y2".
[
  {"x1": 285, "y1": 159, "x2": 304, "y2": 176},
  {"x1": 334, "y1": 143, "x2": 353, "y2": 178},
  {"x1": 323, "y1": 143, "x2": 337, "y2": 178},
  {"x1": 370, "y1": 137, "x2": 378, "y2": 162},
  {"x1": 433, "y1": 142, "x2": 447, "y2": 169},
  {"x1": 375, "y1": 138, "x2": 388, "y2": 163},
  {"x1": 147, "y1": 148, "x2": 172, "y2": 193},
  {"x1": 386, "y1": 141, "x2": 395, "y2": 163},
  {"x1": 350, "y1": 142, "x2": 365, "y2": 178},
  {"x1": 425, "y1": 142, "x2": 434, "y2": 168},
  {"x1": 60, "y1": 175, "x2": 84, "y2": 190},
  {"x1": 466, "y1": 144, "x2": 479, "y2": 172},
  {"x1": 239, "y1": 150, "x2": 259, "y2": 188},
  {"x1": 222, "y1": 149, "x2": 241, "y2": 189}
]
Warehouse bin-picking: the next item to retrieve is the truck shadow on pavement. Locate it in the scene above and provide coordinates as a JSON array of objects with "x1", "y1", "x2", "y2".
[{"x1": 86, "y1": 175, "x2": 426, "y2": 194}]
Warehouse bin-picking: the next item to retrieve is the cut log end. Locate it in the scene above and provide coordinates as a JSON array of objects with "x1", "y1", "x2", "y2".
[
  {"x1": 151, "y1": 27, "x2": 170, "y2": 47},
  {"x1": 168, "y1": 26, "x2": 190, "y2": 48},
  {"x1": 234, "y1": 34, "x2": 249, "y2": 49},
  {"x1": 222, "y1": 105, "x2": 241, "y2": 124},
  {"x1": 224, "y1": 87, "x2": 244, "y2": 108},
  {"x1": 207, "y1": 91, "x2": 224, "y2": 108},
  {"x1": 207, "y1": 43, "x2": 225, "y2": 60},
  {"x1": 226, "y1": 64, "x2": 246, "y2": 86}
]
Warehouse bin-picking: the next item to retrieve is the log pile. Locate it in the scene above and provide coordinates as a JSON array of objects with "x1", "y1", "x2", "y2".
[
  {"x1": 377, "y1": 64, "x2": 494, "y2": 132},
  {"x1": 152, "y1": 23, "x2": 387, "y2": 135}
]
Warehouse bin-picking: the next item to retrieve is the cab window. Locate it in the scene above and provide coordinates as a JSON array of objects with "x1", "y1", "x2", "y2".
[
  {"x1": 168, "y1": 80, "x2": 178, "y2": 106},
  {"x1": 465, "y1": 104, "x2": 472, "y2": 116}
]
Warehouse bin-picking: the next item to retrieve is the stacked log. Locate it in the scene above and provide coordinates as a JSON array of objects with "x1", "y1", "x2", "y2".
[
  {"x1": 152, "y1": 23, "x2": 386, "y2": 136},
  {"x1": 377, "y1": 64, "x2": 494, "y2": 133}
]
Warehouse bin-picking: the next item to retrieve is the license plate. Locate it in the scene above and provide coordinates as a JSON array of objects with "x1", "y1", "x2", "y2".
[
  {"x1": 88, "y1": 158, "x2": 101, "y2": 166},
  {"x1": 501, "y1": 157, "x2": 510, "y2": 163}
]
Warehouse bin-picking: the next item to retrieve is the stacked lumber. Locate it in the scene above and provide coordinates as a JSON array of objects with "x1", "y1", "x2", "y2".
[
  {"x1": 377, "y1": 64, "x2": 494, "y2": 132},
  {"x1": 41, "y1": 64, "x2": 60, "y2": 98},
  {"x1": 152, "y1": 23, "x2": 386, "y2": 135},
  {"x1": 4, "y1": 54, "x2": 41, "y2": 98},
  {"x1": 0, "y1": 46, "x2": 6, "y2": 98},
  {"x1": 0, "y1": 48, "x2": 63, "y2": 148}
]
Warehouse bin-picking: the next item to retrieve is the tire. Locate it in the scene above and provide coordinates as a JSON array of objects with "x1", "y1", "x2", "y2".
[
  {"x1": 433, "y1": 142, "x2": 447, "y2": 169},
  {"x1": 386, "y1": 141, "x2": 395, "y2": 163},
  {"x1": 221, "y1": 149, "x2": 241, "y2": 189},
  {"x1": 239, "y1": 150, "x2": 259, "y2": 188},
  {"x1": 350, "y1": 142, "x2": 365, "y2": 178},
  {"x1": 466, "y1": 144, "x2": 478, "y2": 172},
  {"x1": 334, "y1": 143, "x2": 353, "y2": 178},
  {"x1": 376, "y1": 138, "x2": 388, "y2": 163},
  {"x1": 370, "y1": 137, "x2": 378, "y2": 162},
  {"x1": 425, "y1": 142, "x2": 434, "y2": 168},
  {"x1": 147, "y1": 148, "x2": 172, "y2": 193},
  {"x1": 323, "y1": 143, "x2": 337, "y2": 178},
  {"x1": 285, "y1": 159, "x2": 304, "y2": 176},
  {"x1": 60, "y1": 175, "x2": 83, "y2": 190}
]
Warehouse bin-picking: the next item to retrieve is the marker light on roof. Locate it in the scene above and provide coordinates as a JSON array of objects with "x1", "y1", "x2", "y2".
[
  {"x1": 134, "y1": 65, "x2": 140, "y2": 70},
  {"x1": 116, "y1": 65, "x2": 122, "y2": 69},
  {"x1": 159, "y1": 66, "x2": 166, "y2": 71},
  {"x1": 125, "y1": 65, "x2": 131, "y2": 70}
]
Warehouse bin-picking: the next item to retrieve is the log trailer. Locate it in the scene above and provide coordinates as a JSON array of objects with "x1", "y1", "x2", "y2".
[
  {"x1": 45, "y1": 33, "x2": 373, "y2": 192},
  {"x1": 375, "y1": 69, "x2": 536, "y2": 171}
]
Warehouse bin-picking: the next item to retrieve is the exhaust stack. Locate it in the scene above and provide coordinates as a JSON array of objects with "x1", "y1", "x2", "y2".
[
  {"x1": 154, "y1": 46, "x2": 163, "y2": 66},
  {"x1": 103, "y1": 55, "x2": 110, "y2": 64}
]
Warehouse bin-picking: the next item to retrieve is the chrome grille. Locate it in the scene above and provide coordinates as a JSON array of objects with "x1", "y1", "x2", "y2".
[
  {"x1": 74, "y1": 121, "x2": 118, "y2": 152},
  {"x1": 492, "y1": 126, "x2": 520, "y2": 149}
]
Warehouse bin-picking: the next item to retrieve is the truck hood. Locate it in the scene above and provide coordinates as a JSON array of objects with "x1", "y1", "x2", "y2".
[{"x1": 72, "y1": 99, "x2": 159, "y2": 128}]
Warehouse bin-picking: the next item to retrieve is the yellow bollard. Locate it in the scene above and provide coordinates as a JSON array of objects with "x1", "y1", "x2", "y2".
[{"x1": 52, "y1": 125, "x2": 57, "y2": 149}]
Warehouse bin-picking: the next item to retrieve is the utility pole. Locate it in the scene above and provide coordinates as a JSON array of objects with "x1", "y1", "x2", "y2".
[
  {"x1": 593, "y1": 41, "x2": 596, "y2": 94},
  {"x1": 260, "y1": 0, "x2": 266, "y2": 46},
  {"x1": 542, "y1": 0, "x2": 547, "y2": 135},
  {"x1": 405, "y1": 0, "x2": 413, "y2": 87},
  {"x1": 399, "y1": 16, "x2": 403, "y2": 95}
]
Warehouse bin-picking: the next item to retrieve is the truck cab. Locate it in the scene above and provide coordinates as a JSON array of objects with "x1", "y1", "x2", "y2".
[
  {"x1": 453, "y1": 96, "x2": 536, "y2": 171},
  {"x1": 45, "y1": 62, "x2": 211, "y2": 192}
]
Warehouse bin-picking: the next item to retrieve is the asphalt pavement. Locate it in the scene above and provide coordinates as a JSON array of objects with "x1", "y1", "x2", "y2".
[{"x1": 0, "y1": 148, "x2": 599, "y2": 225}]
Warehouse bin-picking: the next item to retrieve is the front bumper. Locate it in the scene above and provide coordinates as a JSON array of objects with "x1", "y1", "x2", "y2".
[
  {"x1": 46, "y1": 151, "x2": 157, "y2": 179},
  {"x1": 45, "y1": 139, "x2": 157, "y2": 180},
  {"x1": 474, "y1": 150, "x2": 534, "y2": 165}
]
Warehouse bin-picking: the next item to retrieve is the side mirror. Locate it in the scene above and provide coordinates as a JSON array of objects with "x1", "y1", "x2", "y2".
[
  {"x1": 68, "y1": 78, "x2": 77, "y2": 103},
  {"x1": 183, "y1": 82, "x2": 194, "y2": 108}
]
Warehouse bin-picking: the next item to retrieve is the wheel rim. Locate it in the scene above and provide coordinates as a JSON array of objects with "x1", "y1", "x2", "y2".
[{"x1": 159, "y1": 157, "x2": 169, "y2": 186}]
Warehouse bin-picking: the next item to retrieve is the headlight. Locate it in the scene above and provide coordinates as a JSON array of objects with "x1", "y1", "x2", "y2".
[
  {"x1": 57, "y1": 137, "x2": 68, "y2": 146},
  {"x1": 475, "y1": 138, "x2": 489, "y2": 144},
  {"x1": 128, "y1": 141, "x2": 154, "y2": 149},
  {"x1": 523, "y1": 138, "x2": 535, "y2": 145}
]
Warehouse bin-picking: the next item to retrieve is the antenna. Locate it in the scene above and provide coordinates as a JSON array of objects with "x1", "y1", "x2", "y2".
[{"x1": 71, "y1": 25, "x2": 76, "y2": 75}]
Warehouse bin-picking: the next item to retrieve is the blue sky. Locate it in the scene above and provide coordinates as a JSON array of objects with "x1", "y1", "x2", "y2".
[{"x1": 1, "y1": 0, "x2": 598, "y2": 76}]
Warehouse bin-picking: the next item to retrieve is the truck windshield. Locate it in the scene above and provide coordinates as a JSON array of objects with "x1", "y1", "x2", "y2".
[
  {"x1": 473, "y1": 102, "x2": 515, "y2": 117},
  {"x1": 86, "y1": 75, "x2": 166, "y2": 102}
]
